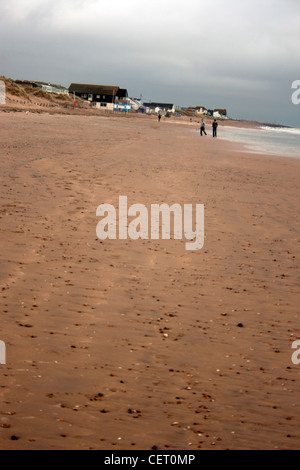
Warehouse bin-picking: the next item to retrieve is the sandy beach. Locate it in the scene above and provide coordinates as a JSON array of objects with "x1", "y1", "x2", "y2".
[{"x1": 0, "y1": 111, "x2": 299, "y2": 450}]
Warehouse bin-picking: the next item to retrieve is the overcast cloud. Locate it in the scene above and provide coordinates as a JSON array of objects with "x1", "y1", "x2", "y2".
[{"x1": 0, "y1": 0, "x2": 299, "y2": 125}]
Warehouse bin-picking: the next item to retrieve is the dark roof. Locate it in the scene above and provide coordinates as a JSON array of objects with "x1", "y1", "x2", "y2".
[
  {"x1": 15, "y1": 80, "x2": 37, "y2": 87},
  {"x1": 69, "y1": 83, "x2": 120, "y2": 95},
  {"x1": 118, "y1": 88, "x2": 128, "y2": 98},
  {"x1": 143, "y1": 102, "x2": 174, "y2": 109},
  {"x1": 214, "y1": 108, "x2": 227, "y2": 115}
]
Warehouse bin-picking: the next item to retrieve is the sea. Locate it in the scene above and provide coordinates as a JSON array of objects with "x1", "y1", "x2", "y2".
[{"x1": 219, "y1": 126, "x2": 300, "y2": 158}]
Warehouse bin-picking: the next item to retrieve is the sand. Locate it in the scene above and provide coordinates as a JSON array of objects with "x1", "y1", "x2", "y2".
[{"x1": 0, "y1": 111, "x2": 299, "y2": 450}]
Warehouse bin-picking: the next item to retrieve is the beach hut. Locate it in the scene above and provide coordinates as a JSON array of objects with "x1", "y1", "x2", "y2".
[
  {"x1": 138, "y1": 106, "x2": 149, "y2": 114},
  {"x1": 114, "y1": 102, "x2": 131, "y2": 112}
]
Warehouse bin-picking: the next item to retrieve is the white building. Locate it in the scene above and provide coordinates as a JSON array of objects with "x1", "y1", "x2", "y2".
[{"x1": 143, "y1": 102, "x2": 175, "y2": 113}]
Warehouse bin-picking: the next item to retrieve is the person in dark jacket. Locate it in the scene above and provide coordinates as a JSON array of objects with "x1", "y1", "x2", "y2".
[{"x1": 212, "y1": 119, "x2": 218, "y2": 137}]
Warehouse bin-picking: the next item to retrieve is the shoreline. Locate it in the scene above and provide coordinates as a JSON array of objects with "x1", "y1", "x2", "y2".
[
  {"x1": 0, "y1": 112, "x2": 299, "y2": 450},
  {"x1": 0, "y1": 101, "x2": 294, "y2": 131},
  {"x1": 190, "y1": 122, "x2": 300, "y2": 160}
]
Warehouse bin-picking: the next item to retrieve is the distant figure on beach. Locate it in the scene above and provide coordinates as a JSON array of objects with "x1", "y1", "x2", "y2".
[
  {"x1": 158, "y1": 113, "x2": 162, "y2": 122},
  {"x1": 212, "y1": 119, "x2": 218, "y2": 138},
  {"x1": 200, "y1": 119, "x2": 207, "y2": 136}
]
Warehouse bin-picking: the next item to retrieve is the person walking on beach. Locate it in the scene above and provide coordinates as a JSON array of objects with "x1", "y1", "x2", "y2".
[
  {"x1": 158, "y1": 113, "x2": 162, "y2": 122},
  {"x1": 212, "y1": 119, "x2": 218, "y2": 138},
  {"x1": 200, "y1": 119, "x2": 207, "y2": 136}
]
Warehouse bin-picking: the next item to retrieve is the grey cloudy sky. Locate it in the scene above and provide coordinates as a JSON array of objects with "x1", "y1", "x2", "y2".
[{"x1": 0, "y1": 0, "x2": 299, "y2": 126}]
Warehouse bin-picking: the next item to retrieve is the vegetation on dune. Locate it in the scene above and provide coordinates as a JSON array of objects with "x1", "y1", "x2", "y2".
[
  {"x1": 0, "y1": 76, "x2": 31, "y2": 100},
  {"x1": 55, "y1": 93, "x2": 72, "y2": 101},
  {"x1": 32, "y1": 88, "x2": 55, "y2": 101},
  {"x1": 175, "y1": 108, "x2": 199, "y2": 117}
]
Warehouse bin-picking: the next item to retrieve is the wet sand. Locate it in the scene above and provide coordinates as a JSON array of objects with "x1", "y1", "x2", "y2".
[{"x1": 0, "y1": 112, "x2": 299, "y2": 450}]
